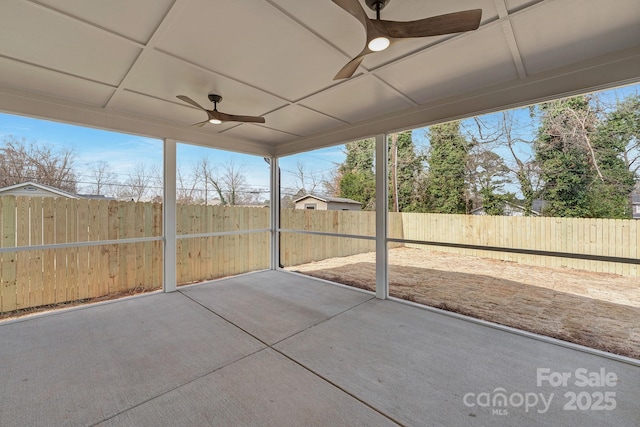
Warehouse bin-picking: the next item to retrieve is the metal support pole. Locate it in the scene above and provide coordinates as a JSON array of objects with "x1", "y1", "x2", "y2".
[
  {"x1": 269, "y1": 157, "x2": 280, "y2": 270},
  {"x1": 375, "y1": 133, "x2": 388, "y2": 299},
  {"x1": 163, "y1": 139, "x2": 177, "y2": 292}
]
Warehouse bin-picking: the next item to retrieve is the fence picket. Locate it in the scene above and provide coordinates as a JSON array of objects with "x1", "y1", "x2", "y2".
[
  {"x1": 1, "y1": 197, "x2": 17, "y2": 312},
  {"x1": 16, "y1": 197, "x2": 30, "y2": 309},
  {"x1": 29, "y1": 197, "x2": 43, "y2": 308}
]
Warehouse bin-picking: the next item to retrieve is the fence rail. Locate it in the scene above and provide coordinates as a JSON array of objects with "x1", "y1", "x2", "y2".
[{"x1": 1, "y1": 196, "x2": 638, "y2": 314}]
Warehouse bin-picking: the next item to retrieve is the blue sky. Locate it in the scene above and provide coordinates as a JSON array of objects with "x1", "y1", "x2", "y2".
[
  {"x1": 1, "y1": 83, "x2": 637, "y2": 197},
  {"x1": 0, "y1": 111, "x2": 347, "y2": 195}
]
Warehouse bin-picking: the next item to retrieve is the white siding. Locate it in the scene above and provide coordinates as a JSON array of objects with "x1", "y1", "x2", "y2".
[{"x1": 0, "y1": 186, "x2": 63, "y2": 197}]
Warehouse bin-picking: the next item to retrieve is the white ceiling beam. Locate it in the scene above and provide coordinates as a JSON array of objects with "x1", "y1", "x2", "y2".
[
  {"x1": 493, "y1": 0, "x2": 527, "y2": 79},
  {"x1": 104, "y1": 0, "x2": 188, "y2": 108}
]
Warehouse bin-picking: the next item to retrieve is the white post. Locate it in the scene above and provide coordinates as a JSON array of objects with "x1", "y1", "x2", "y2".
[
  {"x1": 375, "y1": 133, "x2": 388, "y2": 299},
  {"x1": 163, "y1": 139, "x2": 177, "y2": 292},
  {"x1": 269, "y1": 157, "x2": 280, "y2": 270}
]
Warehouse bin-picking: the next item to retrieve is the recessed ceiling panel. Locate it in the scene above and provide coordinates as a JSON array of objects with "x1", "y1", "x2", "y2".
[
  {"x1": 375, "y1": 24, "x2": 519, "y2": 104},
  {"x1": 223, "y1": 124, "x2": 298, "y2": 146},
  {"x1": 512, "y1": 0, "x2": 640, "y2": 75},
  {"x1": 156, "y1": 0, "x2": 347, "y2": 101},
  {"x1": 0, "y1": 57, "x2": 115, "y2": 107},
  {"x1": 0, "y1": 2, "x2": 141, "y2": 86},
  {"x1": 263, "y1": 105, "x2": 346, "y2": 137},
  {"x1": 32, "y1": 0, "x2": 175, "y2": 43},
  {"x1": 119, "y1": 51, "x2": 286, "y2": 119},
  {"x1": 300, "y1": 76, "x2": 414, "y2": 124}
]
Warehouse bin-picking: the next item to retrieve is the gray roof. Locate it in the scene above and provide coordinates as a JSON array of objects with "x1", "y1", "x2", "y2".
[{"x1": 76, "y1": 194, "x2": 116, "y2": 200}]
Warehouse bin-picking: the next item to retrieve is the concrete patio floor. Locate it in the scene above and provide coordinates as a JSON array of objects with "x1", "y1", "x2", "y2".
[{"x1": 0, "y1": 270, "x2": 638, "y2": 426}]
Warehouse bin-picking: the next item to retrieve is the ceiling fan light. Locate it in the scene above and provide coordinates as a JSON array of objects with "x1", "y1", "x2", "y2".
[
  {"x1": 209, "y1": 118, "x2": 222, "y2": 125},
  {"x1": 368, "y1": 37, "x2": 390, "y2": 52}
]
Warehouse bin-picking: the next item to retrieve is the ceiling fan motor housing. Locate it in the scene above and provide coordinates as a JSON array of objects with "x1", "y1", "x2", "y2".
[
  {"x1": 208, "y1": 94, "x2": 222, "y2": 104},
  {"x1": 365, "y1": 0, "x2": 390, "y2": 12}
]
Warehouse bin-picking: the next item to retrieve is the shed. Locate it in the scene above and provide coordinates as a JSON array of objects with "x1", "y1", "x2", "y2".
[{"x1": 294, "y1": 194, "x2": 361, "y2": 211}]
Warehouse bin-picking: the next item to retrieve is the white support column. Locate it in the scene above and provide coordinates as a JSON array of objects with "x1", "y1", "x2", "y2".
[
  {"x1": 375, "y1": 133, "x2": 388, "y2": 299},
  {"x1": 163, "y1": 139, "x2": 177, "y2": 292},
  {"x1": 269, "y1": 157, "x2": 280, "y2": 270}
]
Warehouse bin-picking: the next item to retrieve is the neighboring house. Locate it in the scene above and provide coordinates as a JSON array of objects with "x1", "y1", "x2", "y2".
[
  {"x1": 293, "y1": 194, "x2": 361, "y2": 211},
  {"x1": 632, "y1": 193, "x2": 640, "y2": 219},
  {"x1": 470, "y1": 201, "x2": 541, "y2": 217},
  {"x1": 0, "y1": 181, "x2": 81, "y2": 199},
  {"x1": 0, "y1": 182, "x2": 115, "y2": 200}
]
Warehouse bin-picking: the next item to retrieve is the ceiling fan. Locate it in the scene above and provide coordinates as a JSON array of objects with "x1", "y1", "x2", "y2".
[
  {"x1": 176, "y1": 94, "x2": 266, "y2": 126},
  {"x1": 332, "y1": 0, "x2": 482, "y2": 80}
]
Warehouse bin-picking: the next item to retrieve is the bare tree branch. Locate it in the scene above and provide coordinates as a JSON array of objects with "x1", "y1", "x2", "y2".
[{"x1": 0, "y1": 136, "x2": 78, "y2": 192}]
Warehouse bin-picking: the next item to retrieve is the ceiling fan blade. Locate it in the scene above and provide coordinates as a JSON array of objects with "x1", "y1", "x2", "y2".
[
  {"x1": 334, "y1": 52, "x2": 368, "y2": 80},
  {"x1": 374, "y1": 9, "x2": 482, "y2": 38},
  {"x1": 192, "y1": 120, "x2": 209, "y2": 127},
  {"x1": 212, "y1": 110, "x2": 265, "y2": 124},
  {"x1": 176, "y1": 95, "x2": 208, "y2": 111},
  {"x1": 332, "y1": 0, "x2": 369, "y2": 30},
  {"x1": 227, "y1": 115, "x2": 266, "y2": 124}
]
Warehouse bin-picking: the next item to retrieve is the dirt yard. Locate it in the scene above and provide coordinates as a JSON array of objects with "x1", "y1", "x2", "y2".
[{"x1": 287, "y1": 247, "x2": 640, "y2": 359}]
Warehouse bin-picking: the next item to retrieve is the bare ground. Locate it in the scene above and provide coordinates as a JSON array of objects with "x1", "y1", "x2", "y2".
[{"x1": 287, "y1": 247, "x2": 640, "y2": 359}]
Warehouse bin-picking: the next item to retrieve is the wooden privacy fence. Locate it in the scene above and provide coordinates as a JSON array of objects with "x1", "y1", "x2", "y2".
[
  {"x1": 0, "y1": 197, "x2": 163, "y2": 314},
  {"x1": 2, "y1": 195, "x2": 639, "y2": 314},
  {"x1": 392, "y1": 212, "x2": 639, "y2": 276},
  {"x1": 0, "y1": 197, "x2": 271, "y2": 314},
  {"x1": 176, "y1": 204, "x2": 270, "y2": 285},
  {"x1": 279, "y1": 209, "x2": 404, "y2": 266},
  {"x1": 280, "y1": 209, "x2": 375, "y2": 266}
]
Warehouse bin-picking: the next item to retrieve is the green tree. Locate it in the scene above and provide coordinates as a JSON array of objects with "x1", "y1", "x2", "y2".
[
  {"x1": 535, "y1": 96, "x2": 596, "y2": 217},
  {"x1": 422, "y1": 122, "x2": 469, "y2": 213},
  {"x1": 466, "y1": 148, "x2": 511, "y2": 211},
  {"x1": 336, "y1": 134, "x2": 423, "y2": 211},
  {"x1": 480, "y1": 188, "x2": 505, "y2": 215},
  {"x1": 337, "y1": 139, "x2": 376, "y2": 209},
  {"x1": 591, "y1": 95, "x2": 638, "y2": 217},
  {"x1": 535, "y1": 95, "x2": 636, "y2": 218},
  {"x1": 389, "y1": 131, "x2": 423, "y2": 212}
]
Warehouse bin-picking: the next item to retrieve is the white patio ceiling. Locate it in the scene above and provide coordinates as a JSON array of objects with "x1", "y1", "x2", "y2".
[{"x1": 0, "y1": 0, "x2": 638, "y2": 157}]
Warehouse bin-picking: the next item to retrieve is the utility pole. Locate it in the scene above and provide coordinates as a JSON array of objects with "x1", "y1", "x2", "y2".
[{"x1": 390, "y1": 133, "x2": 399, "y2": 212}]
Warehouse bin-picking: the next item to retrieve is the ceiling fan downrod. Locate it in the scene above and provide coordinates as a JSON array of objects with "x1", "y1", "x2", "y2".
[
  {"x1": 365, "y1": 0, "x2": 390, "y2": 19},
  {"x1": 208, "y1": 94, "x2": 222, "y2": 111}
]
